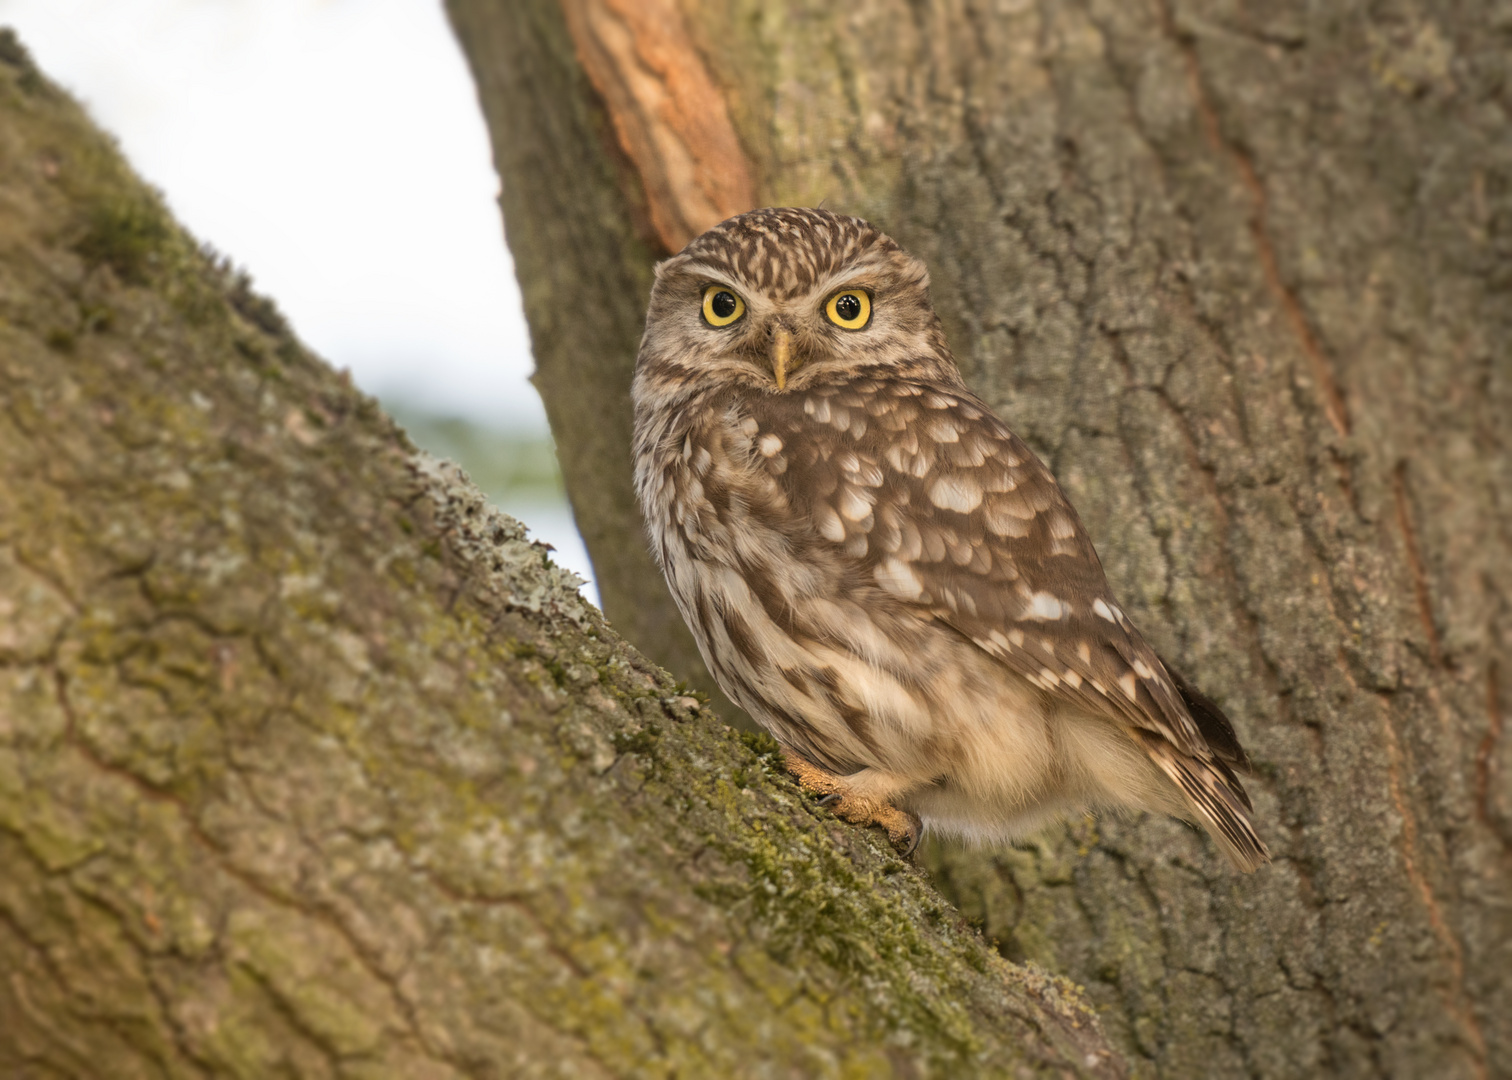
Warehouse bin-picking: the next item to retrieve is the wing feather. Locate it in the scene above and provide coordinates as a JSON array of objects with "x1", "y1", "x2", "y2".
[
  {"x1": 746, "y1": 378, "x2": 1267, "y2": 869},
  {"x1": 749, "y1": 379, "x2": 1205, "y2": 754}
]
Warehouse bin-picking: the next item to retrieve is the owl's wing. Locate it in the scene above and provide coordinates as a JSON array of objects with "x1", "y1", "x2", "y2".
[
  {"x1": 744, "y1": 378, "x2": 1270, "y2": 870},
  {"x1": 747, "y1": 379, "x2": 1221, "y2": 754}
]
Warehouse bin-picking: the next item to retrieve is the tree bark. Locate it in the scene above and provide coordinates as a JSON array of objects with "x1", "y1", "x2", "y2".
[
  {"x1": 0, "y1": 31, "x2": 1124, "y2": 1078},
  {"x1": 448, "y1": 0, "x2": 1512, "y2": 1076}
]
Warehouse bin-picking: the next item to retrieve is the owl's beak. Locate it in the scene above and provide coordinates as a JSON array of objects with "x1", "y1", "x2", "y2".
[{"x1": 770, "y1": 326, "x2": 795, "y2": 390}]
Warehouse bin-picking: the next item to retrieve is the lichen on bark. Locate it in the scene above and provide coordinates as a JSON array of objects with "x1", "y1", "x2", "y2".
[{"x1": 0, "y1": 30, "x2": 1120, "y2": 1077}]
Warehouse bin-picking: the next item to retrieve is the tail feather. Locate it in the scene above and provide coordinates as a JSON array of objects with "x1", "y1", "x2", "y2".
[
  {"x1": 1134, "y1": 730, "x2": 1270, "y2": 872},
  {"x1": 1160, "y1": 656, "x2": 1251, "y2": 773}
]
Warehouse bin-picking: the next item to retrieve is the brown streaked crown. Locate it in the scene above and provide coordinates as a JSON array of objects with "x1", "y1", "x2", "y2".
[{"x1": 675, "y1": 207, "x2": 899, "y2": 300}]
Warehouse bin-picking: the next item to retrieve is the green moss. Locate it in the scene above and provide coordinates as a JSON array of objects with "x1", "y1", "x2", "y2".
[
  {"x1": 609, "y1": 723, "x2": 660, "y2": 757},
  {"x1": 0, "y1": 28, "x2": 48, "y2": 97},
  {"x1": 737, "y1": 727, "x2": 781, "y2": 758},
  {"x1": 0, "y1": 28, "x2": 29, "y2": 69},
  {"x1": 217, "y1": 257, "x2": 291, "y2": 337},
  {"x1": 74, "y1": 189, "x2": 173, "y2": 283}
]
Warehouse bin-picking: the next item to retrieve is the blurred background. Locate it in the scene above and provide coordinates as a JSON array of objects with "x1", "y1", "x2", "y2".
[{"x1": 0, "y1": 0, "x2": 598, "y2": 602}]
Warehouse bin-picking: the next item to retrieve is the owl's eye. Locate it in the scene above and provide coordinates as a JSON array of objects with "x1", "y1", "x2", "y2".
[
  {"x1": 701, "y1": 286, "x2": 746, "y2": 327},
  {"x1": 824, "y1": 289, "x2": 871, "y2": 330}
]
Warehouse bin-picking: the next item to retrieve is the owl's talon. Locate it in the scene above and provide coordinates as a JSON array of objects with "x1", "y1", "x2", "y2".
[
  {"x1": 824, "y1": 799, "x2": 922, "y2": 857},
  {"x1": 875, "y1": 806, "x2": 923, "y2": 858},
  {"x1": 783, "y1": 752, "x2": 922, "y2": 854},
  {"x1": 898, "y1": 813, "x2": 923, "y2": 858}
]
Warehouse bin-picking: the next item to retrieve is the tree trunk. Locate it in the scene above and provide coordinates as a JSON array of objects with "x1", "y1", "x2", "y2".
[
  {"x1": 0, "y1": 31, "x2": 1123, "y2": 1078},
  {"x1": 448, "y1": 0, "x2": 1512, "y2": 1076}
]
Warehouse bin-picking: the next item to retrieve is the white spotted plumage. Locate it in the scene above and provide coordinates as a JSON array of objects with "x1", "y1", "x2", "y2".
[{"x1": 633, "y1": 207, "x2": 1268, "y2": 870}]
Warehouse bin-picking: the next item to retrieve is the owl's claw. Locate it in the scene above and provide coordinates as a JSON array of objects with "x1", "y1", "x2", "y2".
[
  {"x1": 895, "y1": 810, "x2": 924, "y2": 857},
  {"x1": 784, "y1": 753, "x2": 923, "y2": 858},
  {"x1": 834, "y1": 802, "x2": 920, "y2": 858},
  {"x1": 875, "y1": 806, "x2": 923, "y2": 857}
]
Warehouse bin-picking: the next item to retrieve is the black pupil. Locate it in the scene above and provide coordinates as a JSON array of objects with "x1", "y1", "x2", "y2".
[
  {"x1": 711, "y1": 291, "x2": 737, "y2": 319},
  {"x1": 835, "y1": 293, "x2": 862, "y2": 321}
]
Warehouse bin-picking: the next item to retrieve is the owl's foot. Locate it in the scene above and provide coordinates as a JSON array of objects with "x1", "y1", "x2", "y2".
[
  {"x1": 872, "y1": 805, "x2": 924, "y2": 857},
  {"x1": 785, "y1": 755, "x2": 923, "y2": 856}
]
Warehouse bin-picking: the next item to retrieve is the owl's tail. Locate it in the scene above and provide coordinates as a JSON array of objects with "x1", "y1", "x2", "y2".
[{"x1": 1134, "y1": 730, "x2": 1270, "y2": 872}]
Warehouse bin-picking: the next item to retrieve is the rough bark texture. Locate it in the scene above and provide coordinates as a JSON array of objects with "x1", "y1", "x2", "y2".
[
  {"x1": 449, "y1": 0, "x2": 1512, "y2": 1077},
  {"x1": 0, "y1": 33, "x2": 1122, "y2": 1079}
]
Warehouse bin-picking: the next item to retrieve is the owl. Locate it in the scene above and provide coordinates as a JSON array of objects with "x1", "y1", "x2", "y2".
[{"x1": 632, "y1": 207, "x2": 1268, "y2": 871}]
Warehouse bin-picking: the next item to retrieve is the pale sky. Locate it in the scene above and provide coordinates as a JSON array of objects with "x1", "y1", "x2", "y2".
[
  {"x1": 0, "y1": 0, "x2": 599, "y2": 595},
  {"x1": 0, "y1": 0, "x2": 544, "y2": 431}
]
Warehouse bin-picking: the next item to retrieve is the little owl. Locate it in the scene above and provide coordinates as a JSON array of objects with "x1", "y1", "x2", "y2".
[{"x1": 632, "y1": 207, "x2": 1267, "y2": 871}]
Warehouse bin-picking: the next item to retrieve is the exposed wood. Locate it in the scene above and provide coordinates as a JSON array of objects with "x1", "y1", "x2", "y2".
[{"x1": 558, "y1": 0, "x2": 755, "y2": 252}]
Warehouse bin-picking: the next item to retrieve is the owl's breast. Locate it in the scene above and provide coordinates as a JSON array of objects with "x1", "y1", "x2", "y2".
[
  {"x1": 636, "y1": 394, "x2": 831, "y2": 616},
  {"x1": 633, "y1": 391, "x2": 971, "y2": 774}
]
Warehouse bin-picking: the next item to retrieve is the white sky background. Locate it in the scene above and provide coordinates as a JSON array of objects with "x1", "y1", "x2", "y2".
[
  {"x1": 0, "y1": 0, "x2": 538, "y2": 427},
  {"x1": 0, "y1": 0, "x2": 601, "y2": 597}
]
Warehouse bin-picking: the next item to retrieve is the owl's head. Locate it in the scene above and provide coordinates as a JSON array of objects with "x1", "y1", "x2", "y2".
[{"x1": 636, "y1": 207, "x2": 958, "y2": 397}]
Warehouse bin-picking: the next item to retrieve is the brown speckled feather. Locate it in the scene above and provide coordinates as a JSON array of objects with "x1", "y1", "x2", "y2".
[
  {"x1": 738, "y1": 378, "x2": 1204, "y2": 754},
  {"x1": 733, "y1": 380, "x2": 1268, "y2": 870}
]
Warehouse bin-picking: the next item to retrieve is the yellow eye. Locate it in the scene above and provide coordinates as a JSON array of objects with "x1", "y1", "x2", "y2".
[
  {"x1": 825, "y1": 289, "x2": 871, "y2": 329},
  {"x1": 701, "y1": 285, "x2": 746, "y2": 327}
]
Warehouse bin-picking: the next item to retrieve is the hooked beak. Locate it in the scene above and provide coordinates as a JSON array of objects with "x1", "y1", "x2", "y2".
[{"x1": 770, "y1": 325, "x2": 794, "y2": 390}]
